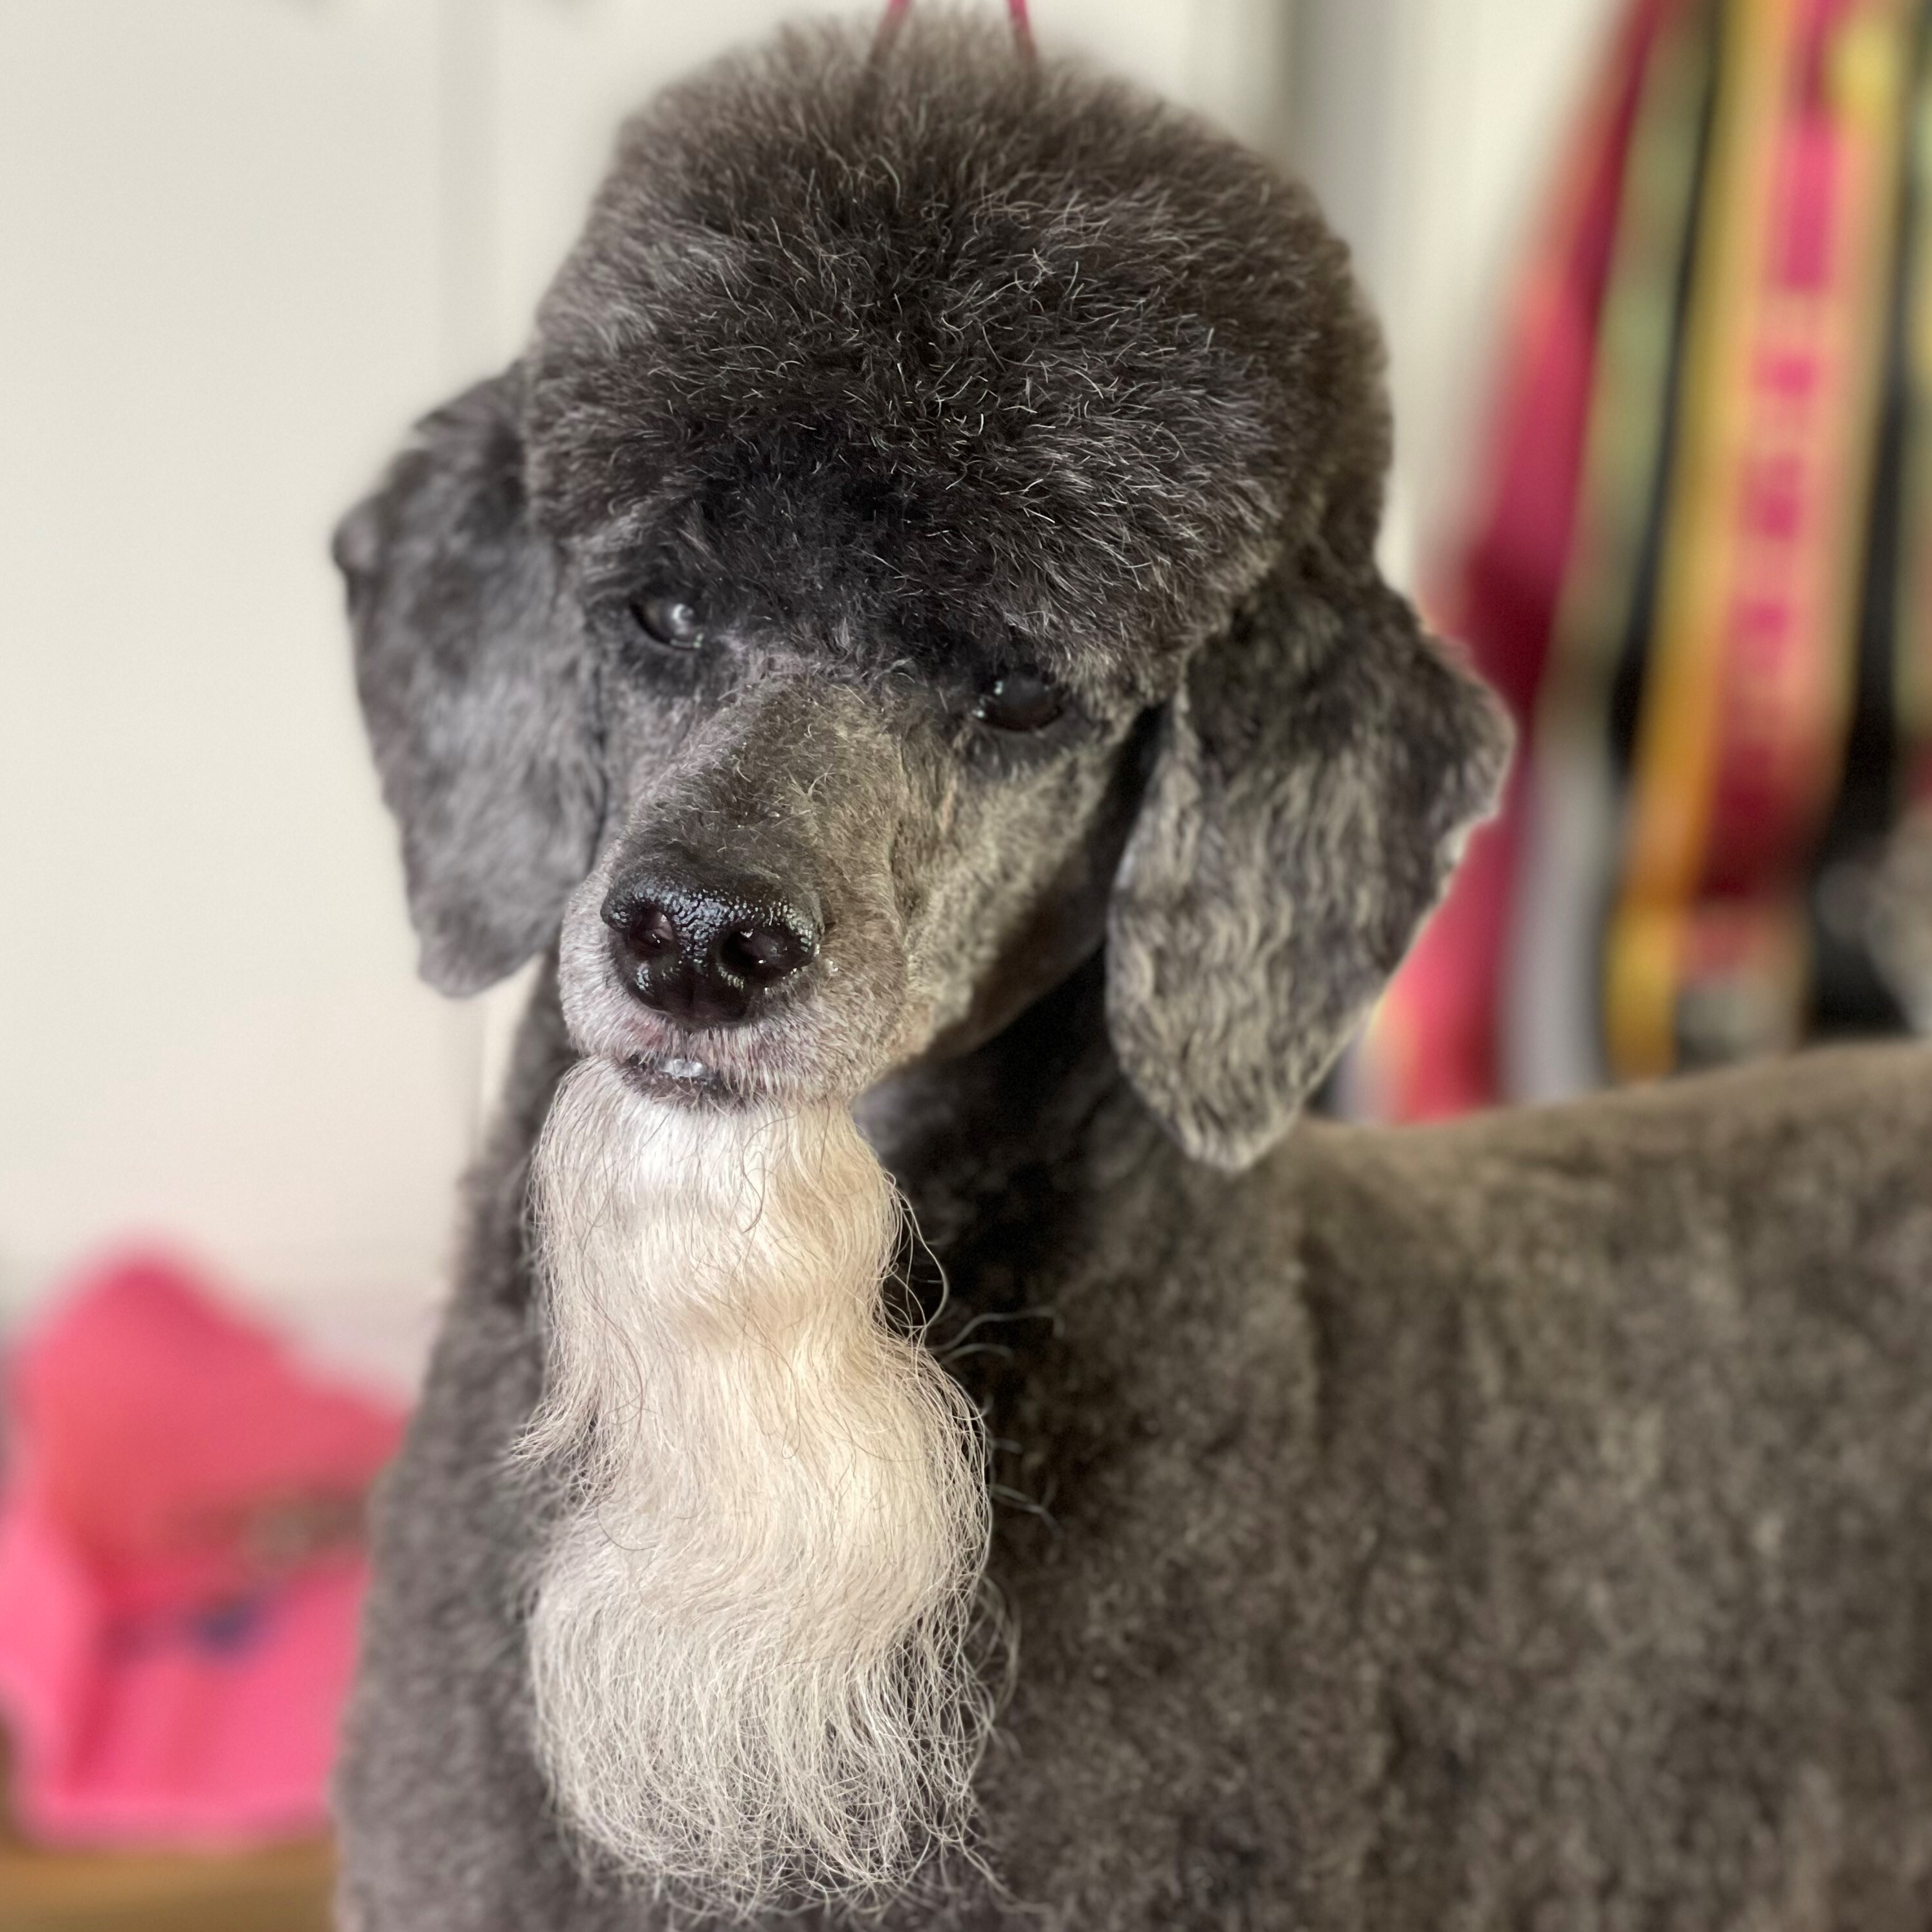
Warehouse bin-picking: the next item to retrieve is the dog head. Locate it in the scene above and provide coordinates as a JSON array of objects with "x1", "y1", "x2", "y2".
[{"x1": 337, "y1": 14, "x2": 1507, "y2": 1169}]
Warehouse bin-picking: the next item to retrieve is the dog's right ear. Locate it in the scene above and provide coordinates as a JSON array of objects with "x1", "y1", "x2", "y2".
[{"x1": 335, "y1": 369, "x2": 602, "y2": 996}]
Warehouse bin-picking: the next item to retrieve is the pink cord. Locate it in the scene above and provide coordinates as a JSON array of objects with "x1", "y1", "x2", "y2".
[
  {"x1": 875, "y1": 0, "x2": 1036, "y2": 60},
  {"x1": 872, "y1": 0, "x2": 913, "y2": 56}
]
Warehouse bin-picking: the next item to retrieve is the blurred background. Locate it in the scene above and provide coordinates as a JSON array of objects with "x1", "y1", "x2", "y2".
[{"x1": 7, "y1": 0, "x2": 1927, "y2": 1924}]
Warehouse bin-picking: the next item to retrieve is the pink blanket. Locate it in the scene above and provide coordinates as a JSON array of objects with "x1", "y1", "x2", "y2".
[{"x1": 0, "y1": 1252, "x2": 404, "y2": 1846}]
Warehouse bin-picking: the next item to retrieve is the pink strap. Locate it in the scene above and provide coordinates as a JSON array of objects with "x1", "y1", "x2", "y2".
[{"x1": 876, "y1": 0, "x2": 1035, "y2": 60}]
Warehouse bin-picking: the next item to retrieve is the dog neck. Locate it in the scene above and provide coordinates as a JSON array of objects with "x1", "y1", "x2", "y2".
[
  {"x1": 485, "y1": 949, "x2": 1162, "y2": 1915},
  {"x1": 857, "y1": 947, "x2": 1148, "y2": 1251}
]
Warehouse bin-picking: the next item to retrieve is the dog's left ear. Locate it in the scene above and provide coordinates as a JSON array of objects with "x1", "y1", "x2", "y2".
[
  {"x1": 1105, "y1": 551, "x2": 1511, "y2": 1169},
  {"x1": 334, "y1": 368, "x2": 603, "y2": 996}
]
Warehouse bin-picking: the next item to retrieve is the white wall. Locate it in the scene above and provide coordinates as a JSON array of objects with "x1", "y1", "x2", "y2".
[
  {"x1": 1, "y1": 1, "x2": 465, "y2": 1390},
  {"x1": 1290, "y1": 0, "x2": 1619, "y2": 588},
  {"x1": 0, "y1": 0, "x2": 1289, "y2": 1392}
]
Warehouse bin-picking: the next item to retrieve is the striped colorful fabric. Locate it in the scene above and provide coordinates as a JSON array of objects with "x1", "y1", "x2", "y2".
[{"x1": 1359, "y1": 0, "x2": 1931, "y2": 1118}]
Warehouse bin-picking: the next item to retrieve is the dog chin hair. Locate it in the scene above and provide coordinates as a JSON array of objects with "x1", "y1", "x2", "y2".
[{"x1": 520, "y1": 1056, "x2": 995, "y2": 1918}]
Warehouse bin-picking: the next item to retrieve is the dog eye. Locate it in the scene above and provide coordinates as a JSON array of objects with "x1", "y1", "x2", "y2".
[
  {"x1": 974, "y1": 668, "x2": 1064, "y2": 733},
  {"x1": 628, "y1": 589, "x2": 705, "y2": 650}
]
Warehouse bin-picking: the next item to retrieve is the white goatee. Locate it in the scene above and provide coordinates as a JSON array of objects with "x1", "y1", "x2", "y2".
[{"x1": 521, "y1": 1056, "x2": 993, "y2": 1918}]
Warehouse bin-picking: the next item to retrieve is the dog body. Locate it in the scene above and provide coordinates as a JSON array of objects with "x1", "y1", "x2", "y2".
[
  {"x1": 334, "y1": 19, "x2": 1932, "y2": 1929},
  {"x1": 340, "y1": 978, "x2": 1932, "y2": 1931}
]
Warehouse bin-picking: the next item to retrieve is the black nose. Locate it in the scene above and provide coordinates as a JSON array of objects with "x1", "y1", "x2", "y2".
[{"x1": 601, "y1": 867, "x2": 819, "y2": 1028}]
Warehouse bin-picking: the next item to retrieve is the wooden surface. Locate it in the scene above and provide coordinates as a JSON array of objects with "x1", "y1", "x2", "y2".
[
  {"x1": 0, "y1": 1835, "x2": 335, "y2": 1932},
  {"x1": 0, "y1": 1742, "x2": 335, "y2": 1932}
]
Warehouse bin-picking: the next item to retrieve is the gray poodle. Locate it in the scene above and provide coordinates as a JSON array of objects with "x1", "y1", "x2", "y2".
[{"x1": 332, "y1": 15, "x2": 1932, "y2": 1930}]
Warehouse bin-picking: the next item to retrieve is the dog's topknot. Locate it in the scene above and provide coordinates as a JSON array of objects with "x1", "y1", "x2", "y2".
[{"x1": 526, "y1": 10, "x2": 1388, "y2": 670}]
